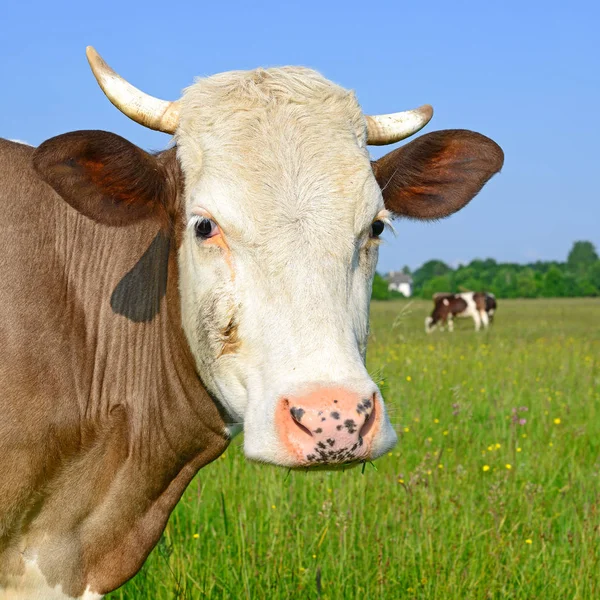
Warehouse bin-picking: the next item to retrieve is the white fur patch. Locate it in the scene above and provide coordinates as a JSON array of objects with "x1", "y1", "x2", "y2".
[{"x1": 0, "y1": 558, "x2": 102, "y2": 600}]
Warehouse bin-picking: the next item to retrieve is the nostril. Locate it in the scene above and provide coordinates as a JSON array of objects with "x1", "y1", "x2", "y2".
[
  {"x1": 358, "y1": 394, "x2": 378, "y2": 440},
  {"x1": 287, "y1": 402, "x2": 313, "y2": 439},
  {"x1": 290, "y1": 406, "x2": 305, "y2": 422}
]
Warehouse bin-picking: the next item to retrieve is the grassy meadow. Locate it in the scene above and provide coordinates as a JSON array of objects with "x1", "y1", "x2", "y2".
[{"x1": 107, "y1": 298, "x2": 600, "y2": 599}]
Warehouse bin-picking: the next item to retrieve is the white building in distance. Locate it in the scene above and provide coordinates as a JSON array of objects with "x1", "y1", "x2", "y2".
[{"x1": 386, "y1": 271, "x2": 413, "y2": 297}]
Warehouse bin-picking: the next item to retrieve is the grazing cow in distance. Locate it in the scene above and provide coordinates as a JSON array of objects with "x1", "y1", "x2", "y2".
[
  {"x1": 426, "y1": 291, "x2": 497, "y2": 332},
  {"x1": 0, "y1": 46, "x2": 503, "y2": 599}
]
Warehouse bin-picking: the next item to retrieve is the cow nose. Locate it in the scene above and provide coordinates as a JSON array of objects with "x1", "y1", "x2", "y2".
[{"x1": 276, "y1": 387, "x2": 381, "y2": 465}]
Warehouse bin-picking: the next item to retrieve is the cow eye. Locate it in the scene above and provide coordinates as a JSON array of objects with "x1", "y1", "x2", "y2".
[
  {"x1": 371, "y1": 220, "x2": 385, "y2": 237},
  {"x1": 194, "y1": 217, "x2": 219, "y2": 239}
]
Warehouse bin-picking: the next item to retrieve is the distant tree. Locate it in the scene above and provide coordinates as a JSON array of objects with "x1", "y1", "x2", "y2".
[
  {"x1": 563, "y1": 272, "x2": 581, "y2": 297},
  {"x1": 481, "y1": 258, "x2": 498, "y2": 270},
  {"x1": 453, "y1": 266, "x2": 484, "y2": 292},
  {"x1": 421, "y1": 274, "x2": 453, "y2": 299},
  {"x1": 411, "y1": 260, "x2": 451, "y2": 295},
  {"x1": 590, "y1": 261, "x2": 600, "y2": 291},
  {"x1": 567, "y1": 241, "x2": 598, "y2": 274},
  {"x1": 541, "y1": 266, "x2": 566, "y2": 297},
  {"x1": 408, "y1": 242, "x2": 600, "y2": 300},
  {"x1": 515, "y1": 268, "x2": 538, "y2": 298},
  {"x1": 492, "y1": 267, "x2": 518, "y2": 298},
  {"x1": 468, "y1": 258, "x2": 496, "y2": 273},
  {"x1": 575, "y1": 277, "x2": 598, "y2": 297},
  {"x1": 414, "y1": 260, "x2": 451, "y2": 279},
  {"x1": 401, "y1": 265, "x2": 412, "y2": 275},
  {"x1": 371, "y1": 272, "x2": 391, "y2": 300}
]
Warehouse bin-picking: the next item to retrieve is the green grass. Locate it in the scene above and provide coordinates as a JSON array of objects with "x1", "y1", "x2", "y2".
[{"x1": 108, "y1": 298, "x2": 600, "y2": 599}]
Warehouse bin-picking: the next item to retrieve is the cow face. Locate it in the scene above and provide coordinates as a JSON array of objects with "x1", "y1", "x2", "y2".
[
  {"x1": 34, "y1": 66, "x2": 503, "y2": 469},
  {"x1": 174, "y1": 69, "x2": 395, "y2": 467}
]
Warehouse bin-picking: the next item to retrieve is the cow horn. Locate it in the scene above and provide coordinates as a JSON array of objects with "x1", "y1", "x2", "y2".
[
  {"x1": 366, "y1": 105, "x2": 433, "y2": 146},
  {"x1": 85, "y1": 46, "x2": 180, "y2": 134}
]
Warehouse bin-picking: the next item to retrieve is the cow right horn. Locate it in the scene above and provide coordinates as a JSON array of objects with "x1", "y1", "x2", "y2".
[
  {"x1": 366, "y1": 105, "x2": 433, "y2": 146},
  {"x1": 86, "y1": 46, "x2": 180, "y2": 134}
]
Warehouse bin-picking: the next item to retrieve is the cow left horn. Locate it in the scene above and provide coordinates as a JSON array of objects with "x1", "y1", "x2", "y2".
[
  {"x1": 86, "y1": 46, "x2": 180, "y2": 134},
  {"x1": 366, "y1": 105, "x2": 433, "y2": 146}
]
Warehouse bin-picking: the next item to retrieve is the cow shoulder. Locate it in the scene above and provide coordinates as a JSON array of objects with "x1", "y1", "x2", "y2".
[
  {"x1": 371, "y1": 129, "x2": 504, "y2": 220},
  {"x1": 33, "y1": 130, "x2": 179, "y2": 227}
]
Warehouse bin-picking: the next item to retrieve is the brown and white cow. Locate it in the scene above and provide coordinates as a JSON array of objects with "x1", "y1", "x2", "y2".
[
  {"x1": 0, "y1": 47, "x2": 503, "y2": 598},
  {"x1": 426, "y1": 291, "x2": 497, "y2": 332}
]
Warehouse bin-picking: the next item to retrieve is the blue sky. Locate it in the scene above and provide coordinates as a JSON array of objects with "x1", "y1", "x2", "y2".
[{"x1": 1, "y1": 0, "x2": 598, "y2": 272}]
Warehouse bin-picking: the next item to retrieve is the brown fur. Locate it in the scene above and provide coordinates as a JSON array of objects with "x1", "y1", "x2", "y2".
[
  {"x1": 473, "y1": 291, "x2": 487, "y2": 312},
  {"x1": 429, "y1": 296, "x2": 468, "y2": 328},
  {"x1": 0, "y1": 137, "x2": 228, "y2": 597}
]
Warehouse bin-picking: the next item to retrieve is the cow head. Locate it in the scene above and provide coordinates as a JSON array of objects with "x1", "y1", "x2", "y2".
[{"x1": 33, "y1": 48, "x2": 503, "y2": 469}]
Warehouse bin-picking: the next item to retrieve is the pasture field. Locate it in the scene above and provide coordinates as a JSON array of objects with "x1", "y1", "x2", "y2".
[{"x1": 108, "y1": 298, "x2": 600, "y2": 599}]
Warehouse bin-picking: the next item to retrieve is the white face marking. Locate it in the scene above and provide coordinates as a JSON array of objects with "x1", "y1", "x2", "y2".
[
  {"x1": 174, "y1": 67, "x2": 397, "y2": 465},
  {"x1": 1, "y1": 558, "x2": 102, "y2": 600}
]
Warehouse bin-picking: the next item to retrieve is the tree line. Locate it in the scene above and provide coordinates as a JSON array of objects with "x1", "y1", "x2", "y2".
[{"x1": 373, "y1": 241, "x2": 600, "y2": 300}]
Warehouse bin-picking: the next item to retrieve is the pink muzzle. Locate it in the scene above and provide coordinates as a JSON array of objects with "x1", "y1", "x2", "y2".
[{"x1": 275, "y1": 387, "x2": 382, "y2": 465}]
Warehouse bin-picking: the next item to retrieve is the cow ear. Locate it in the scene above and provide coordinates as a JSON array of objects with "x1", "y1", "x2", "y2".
[
  {"x1": 33, "y1": 130, "x2": 176, "y2": 227},
  {"x1": 371, "y1": 129, "x2": 504, "y2": 220}
]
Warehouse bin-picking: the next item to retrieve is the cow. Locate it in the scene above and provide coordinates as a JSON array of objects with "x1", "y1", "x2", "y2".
[
  {"x1": 425, "y1": 291, "x2": 497, "y2": 332},
  {"x1": 0, "y1": 47, "x2": 503, "y2": 599}
]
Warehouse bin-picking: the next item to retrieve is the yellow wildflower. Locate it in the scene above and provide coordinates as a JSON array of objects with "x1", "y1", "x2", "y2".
[{"x1": 483, "y1": 465, "x2": 490, "y2": 472}]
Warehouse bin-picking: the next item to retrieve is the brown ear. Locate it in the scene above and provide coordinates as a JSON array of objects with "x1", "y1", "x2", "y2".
[
  {"x1": 372, "y1": 129, "x2": 504, "y2": 220},
  {"x1": 33, "y1": 130, "x2": 176, "y2": 226}
]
